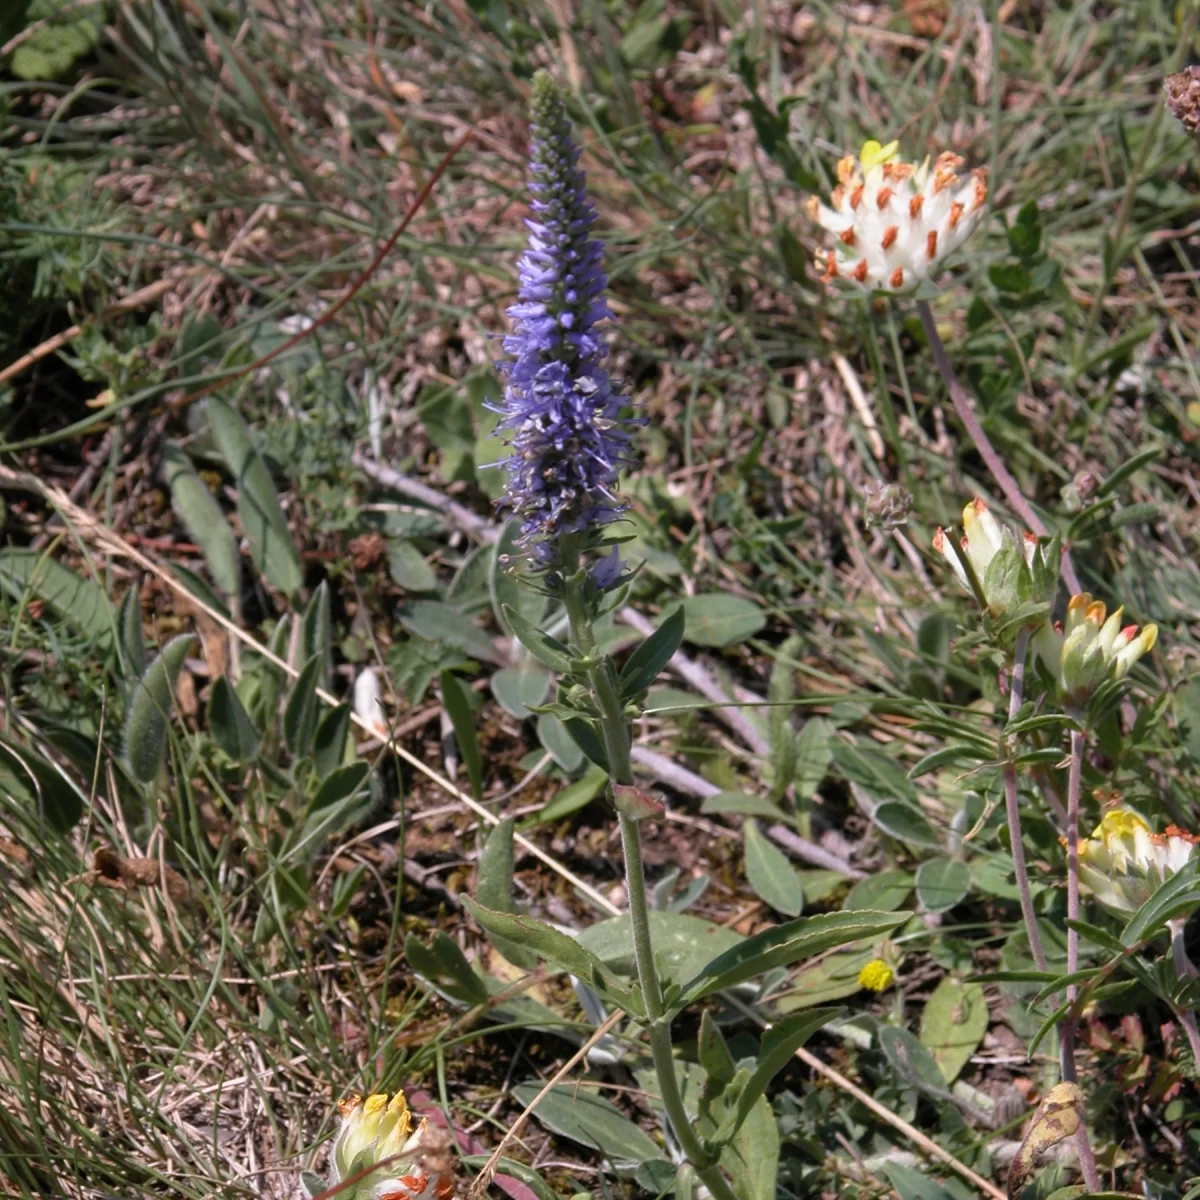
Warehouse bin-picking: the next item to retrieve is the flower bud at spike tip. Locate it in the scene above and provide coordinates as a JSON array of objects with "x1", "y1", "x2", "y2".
[
  {"x1": 807, "y1": 140, "x2": 987, "y2": 293},
  {"x1": 493, "y1": 71, "x2": 640, "y2": 575}
]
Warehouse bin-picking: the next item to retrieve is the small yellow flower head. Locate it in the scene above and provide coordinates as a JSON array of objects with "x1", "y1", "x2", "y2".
[
  {"x1": 806, "y1": 139, "x2": 987, "y2": 293},
  {"x1": 1032, "y1": 593, "x2": 1158, "y2": 703},
  {"x1": 332, "y1": 1091, "x2": 430, "y2": 1195},
  {"x1": 858, "y1": 959, "x2": 895, "y2": 993},
  {"x1": 1077, "y1": 809, "x2": 1200, "y2": 914}
]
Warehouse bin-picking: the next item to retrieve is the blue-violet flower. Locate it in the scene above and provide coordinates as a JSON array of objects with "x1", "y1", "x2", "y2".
[{"x1": 496, "y1": 71, "x2": 636, "y2": 569}]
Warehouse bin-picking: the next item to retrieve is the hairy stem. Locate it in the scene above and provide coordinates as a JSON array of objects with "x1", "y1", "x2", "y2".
[
  {"x1": 916, "y1": 299, "x2": 1080, "y2": 595},
  {"x1": 562, "y1": 566, "x2": 741, "y2": 1200},
  {"x1": 1004, "y1": 630, "x2": 1047, "y2": 972},
  {"x1": 1064, "y1": 725, "x2": 1102, "y2": 1192},
  {"x1": 1169, "y1": 920, "x2": 1200, "y2": 1069}
]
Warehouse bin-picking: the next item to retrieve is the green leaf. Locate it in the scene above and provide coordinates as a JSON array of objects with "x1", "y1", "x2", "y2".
[
  {"x1": 405, "y1": 931, "x2": 490, "y2": 1005},
  {"x1": 563, "y1": 717, "x2": 609, "y2": 774},
  {"x1": 919, "y1": 976, "x2": 989, "y2": 1084},
  {"x1": 536, "y1": 712, "x2": 584, "y2": 772},
  {"x1": 678, "y1": 594, "x2": 766, "y2": 648},
  {"x1": 1176, "y1": 678, "x2": 1200, "y2": 763},
  {"x1": 459, "y1": 1157, "x2": 563, "y2": 1200},
  {"x1": 0, "y1": 739, "x2": 86, "y2": 834},
  {"x1": 402, "y1": 599, "x2": 502, "y2": 664},
  {"x1": 743, "y1": 819, "x2": 805, "y2": 916},
  {"x1": 878, "y1": 1025, "x2": 947, "y2": 1092},
  {"x1": 490, "y1": 520, "x2": 545, "y2": 637},
  {"x1": 510, "y1": 1083, "x2": 665, "y2": 1171},
  {"x1": 698, "y1": 1010, "x2": 736, "y2": 1087},
  {"x1": 301, "y1": 581, "x2": 334, "y2": 693},
  {"x1": 676, "y1": 909, "x2": 909, "y2": 1007},
  {"x1": 387, "y1": 539, "x2": 437, "y2": 592},
  {"x1": 700, "y1": 792, "x2": 787, "y2": 822},
  {"x1": 731, "y1": 1008, "x2": 840, "y2": 1135},
  {"x1": 162, "y1": 441, "x2": 240, "y2": 595},
  {"x1": 490, "y1": 666, "x2": 550, "y2": 720},
  {"x1": 461, "y1": 896, "x2": 640, "y2": 1014},
  {"x1": 872, "y1": 801, "x2": 940, "y2": 848},
  {"x1": 772, "y1": 948, "x2": 876, "y2": 1013},
  {"x1": 524, "y1": 763, "x2": 607, "y2": 827},
  {"x1": 208, "y1": 397, "x2": 302, "y2": 599},
  {"x1": 793, "y1": 718, "x2": 833, "y2": 801},
  {"x1": 283, "y1": 654, "x2": 322, "y2": 759},
  {"x1": 440, "y1": 670, "x2": 483, "y2": 801},
  {"x1": 123, "y1": 634, "x2": 196, "y2": 784},
  {"x1": 1095, "y1": 444, "x2": 1163, "y2": 499},
  {"x1": 882, "y1": 1163, "x2": 963, "y2": 1200},
  {"x1": 311, "y1": 761, "x2": 369, "y2": 811},
  {"x1": 577, "y1": 911, "x2": 744, "y2": 985},
  {"x1": 1122, "y1": 860, "x2": 1200, "y2": 947},
  {"x1": 501, "y1": 604, "x2": 573, "y2": 672},
  {"x1": 208, "y1": 674, "x2": 258, "y2": 762},
  {"x1": 844, "y1": 869, "x2": 914, "y2": 912},
  {"x1": 313, "y1": 702, "x2": 351, "y2": 780},
  {"x1": 117, "y1": 587, "x2": 146, "y2": 681},
  {"x1": 619, "y1": 607, "x2": 685, "y2": 697},
  {"x1": 719, "y1": 1091, "x2": 779, "y2": 1200},
  {"x1": 915, "y1": 858, "x2": 971, "y2": 913},
  {"x1": 477, "y1": 818, "x2": 537, "y2": 969},
  {"x1": 0, "y1": 549, "x2": 114, "y2": 646}
]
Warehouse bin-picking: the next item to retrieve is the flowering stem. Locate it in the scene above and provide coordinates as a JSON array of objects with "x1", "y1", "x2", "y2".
[
  {"x1": 561, "y1": 567, "x2": 742, "y2": 1200},
  {"x1": 1004, "y1": 630, "x2": 1047, "y2": 973},
  {"x1": 915, "y1": 299, "x2": 1081, "y2": 595},
  {"x1": 1168, "y1": 919, "x2": 1200, "y2": 1069},
  {"x1": 1063, "y1": 723, "x2": 1102, "y2": 1191}
]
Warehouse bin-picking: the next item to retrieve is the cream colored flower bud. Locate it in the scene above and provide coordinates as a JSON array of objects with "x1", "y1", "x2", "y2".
[
  {"x1": 807, "y1": 139, "x2": 987, "y2": 293},
  {"x1": 332, "y1": 1091, "x2": 430, "y2": 1196}
]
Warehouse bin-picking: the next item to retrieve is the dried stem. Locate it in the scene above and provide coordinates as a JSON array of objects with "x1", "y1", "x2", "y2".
[
  {"x1": 916, "y1": 300, "x2": 1080, "y2": 595},
  {"x1": 1004, "y1": 630, "x2": 1047, "y2": 972}
]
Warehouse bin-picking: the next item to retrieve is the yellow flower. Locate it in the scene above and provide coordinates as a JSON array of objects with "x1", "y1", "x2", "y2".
[
  {"x1": 806, "y1": 139, "x2": 987, "y2": 293},
  {"x1": 1031, "y1": 593, "x2": 1157, "y2": 703},
  {"x1": 332, "y1": 1090, "x2": 430, "y2": 1195},
  {"x1": 1077, "y1": 809, "x2": 1199, "y2": 914},
  {"x1": 858, "y1": 959, "x2": 895, "y2": 993}
]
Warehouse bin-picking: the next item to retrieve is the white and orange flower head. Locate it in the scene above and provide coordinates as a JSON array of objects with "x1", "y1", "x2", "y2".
[
  {"x1": 1077, "y1": 809, "x2": 1199, "y2": 914},
  {"x1": 807, "y1": 140, "x2": 988, "y2": 293},
  {"x1": 1031, "y1": 593, "x2": 1157, "y2": 704},
  {"x1": 933, "y1": 497, "x2": 1058, "y2": 630},
  {"x1": 330, "y1": 1092, "x2": 456, "y2": 1200}
]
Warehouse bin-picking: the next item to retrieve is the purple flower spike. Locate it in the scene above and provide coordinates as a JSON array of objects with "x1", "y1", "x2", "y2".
[{"x1": 495, "y1": 71, "x2": 638, "y2": 571}]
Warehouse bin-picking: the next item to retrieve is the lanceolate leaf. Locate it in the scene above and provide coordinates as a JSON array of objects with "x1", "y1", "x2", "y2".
[
  {"x1": 124, "y1": 634, "x2": 196, "y2": 784},
  {"x1": 619, "y1": 606, "x2": 684, "y2": 697},
  {"x1": 675, "y1": 910, "x2": 909, "y2": 1008},
  {"x1": 162, "y1": 440, "x2": 241, "y2": 596},
  {"x1": 441, "y1": 670, "x2": 483, "y2": 802},
  {"x1": 477, "y1": 818, "x2": 537, "y2": 969},
  {"x1": 301, "y1": 581, "x2": 334, "y2": 692},
  {"x1": 283, "y1": 654, "x2": 322, "y2": 759},
  {"x1": 502, "y1": 604, "x2": 574, "y2": 673},
  {"x1": 208, "y1": 674, "x2": 258, "y2": 762},
  {"x1": 208, "y1": 397, "x2": 302, "y2": 599},
  {"x1": 0, "y1": 549, "x2": 114, "y2": 647}
]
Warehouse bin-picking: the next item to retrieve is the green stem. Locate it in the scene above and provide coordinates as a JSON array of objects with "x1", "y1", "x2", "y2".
[{"x1": 562, "y1": 561, "x2": 741, "y2": 1200}]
